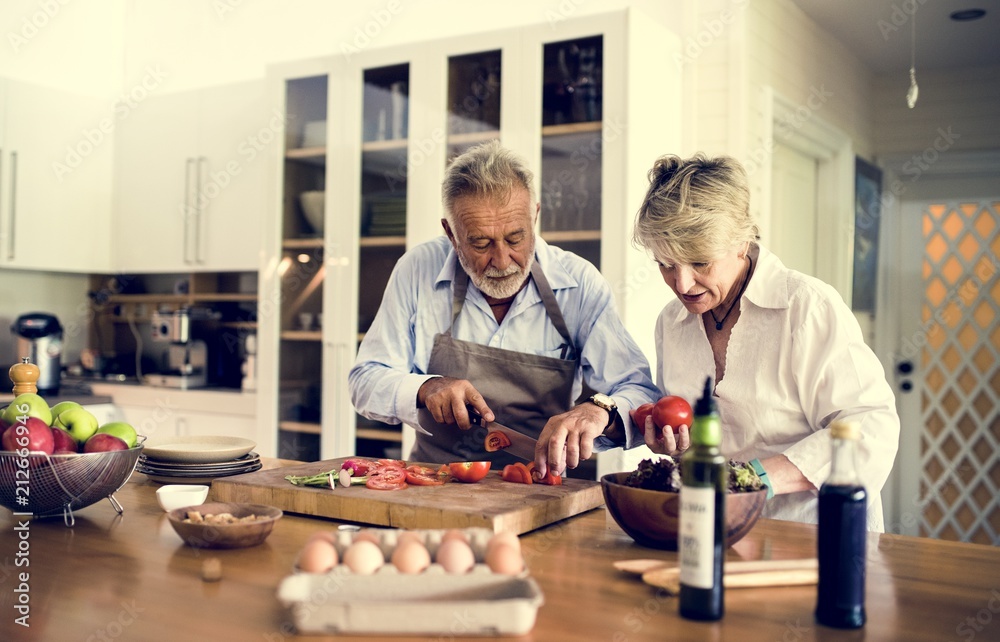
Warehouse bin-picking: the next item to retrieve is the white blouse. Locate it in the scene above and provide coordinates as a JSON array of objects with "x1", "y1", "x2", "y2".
[{"x1": 654, "y1": 245, "x2": 900, "y2": 531}]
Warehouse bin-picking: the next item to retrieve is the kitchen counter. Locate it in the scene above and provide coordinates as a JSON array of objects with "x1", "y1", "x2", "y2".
[{"x1": 2, "y1": 461, "x2": 999, "y2": 641}]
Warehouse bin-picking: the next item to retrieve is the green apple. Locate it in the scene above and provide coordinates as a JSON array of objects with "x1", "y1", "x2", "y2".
[
  {"x1": 49, "y1": 401, "x2": 83, "y2": 424},
  {"x1": 54, "y1": 406, "x2": 99, "y2": 444},
  {"x1": 1, "y1": 393, "x2": 52, "y2": 427},
  {"x1": 96, "y1": 422, "x2": 138, "y2": 448}
]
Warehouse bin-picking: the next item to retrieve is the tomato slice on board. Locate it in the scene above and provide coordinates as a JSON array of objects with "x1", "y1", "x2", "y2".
[
  {"x1": 500, "y1": 462, "x2": 533, "y2": 484},
  {"x1": 365, "y1": 466, "x2": 408, "y2": 490},
  {"x1": 341, "y1": 458, "x2": 374, "y2": 476},
  {"x1": 484, "y1": 431, "x2": 512, "y2": 452},
  {"x1": 525, "y1": 462, "x2": 562, "y2": 486},
  {"x1": 448, "y1": 461, "x2": 492, "y2": 483},
  {"x1": 404, "y1": 465, "x2": 446, "y2": 486}
]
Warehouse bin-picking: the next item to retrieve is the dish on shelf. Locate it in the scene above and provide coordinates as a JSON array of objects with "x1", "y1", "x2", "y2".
[
  {"x1": 142, "y1": 436, "x2": 257, "y2": 464},
  {"x1": 301, "y1": 120, "x2": 327, "y2": 148},
  {"x1": 299, "y1": 190, "x2": 325, "y2": 235}
]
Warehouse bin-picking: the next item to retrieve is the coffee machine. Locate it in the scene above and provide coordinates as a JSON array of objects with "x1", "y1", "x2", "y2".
[
  {"x1": 144, "y1": 309, "x2": 207, "y2": 389},
  {"x1": 11, "y1": 313, "x2": 63, "y2": 394}
]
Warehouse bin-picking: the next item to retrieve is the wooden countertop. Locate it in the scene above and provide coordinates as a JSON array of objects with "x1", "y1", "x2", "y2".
[{"x1": 2, "y1": 459, "x2": 999, "y2": 641}]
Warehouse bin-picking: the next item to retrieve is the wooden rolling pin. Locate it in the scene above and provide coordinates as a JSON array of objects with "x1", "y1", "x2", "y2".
[{"x1": 615, "y1": 558, "x2": 818, "y2": 596}]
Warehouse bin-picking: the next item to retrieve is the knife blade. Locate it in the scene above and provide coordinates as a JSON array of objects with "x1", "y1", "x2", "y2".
[{"x1": 470, "y1": 411, "x2": 537, "y2": 462}]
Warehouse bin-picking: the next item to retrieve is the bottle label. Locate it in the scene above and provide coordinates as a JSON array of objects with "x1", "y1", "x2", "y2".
[{"x1": 679, "y1": 485, "x2": 716, "y2": 589}]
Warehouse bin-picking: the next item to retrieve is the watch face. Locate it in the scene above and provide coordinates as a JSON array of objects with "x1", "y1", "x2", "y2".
[{"x1": 591, "y1": 393, "x2": 615, "y2": 409}]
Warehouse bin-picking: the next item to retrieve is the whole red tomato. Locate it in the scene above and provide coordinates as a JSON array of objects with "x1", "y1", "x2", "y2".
[
  {"x1": 630, "y1": 403, "x2": 655, "y2": 431},
  {"x1": 651, "y1": 396, "x2": 693, "y2": 434},
  {"x1": 448, "y1": 461, "x2": 492, "y2": 483}
]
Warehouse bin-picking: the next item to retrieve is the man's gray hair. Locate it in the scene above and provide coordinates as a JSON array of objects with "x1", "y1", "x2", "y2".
[{"x1": 441, "y1": 140, "x2": 536, "y2": 223}]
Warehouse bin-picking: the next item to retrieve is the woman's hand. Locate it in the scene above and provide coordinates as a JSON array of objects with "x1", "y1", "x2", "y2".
[{"x1": 633, "y1": 410, "x2": 691, "y2": 456}]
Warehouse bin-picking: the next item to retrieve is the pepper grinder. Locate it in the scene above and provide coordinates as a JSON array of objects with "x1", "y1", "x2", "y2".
[{"x1": 9, "y1": 357, "x2": 39, "y2": 395}]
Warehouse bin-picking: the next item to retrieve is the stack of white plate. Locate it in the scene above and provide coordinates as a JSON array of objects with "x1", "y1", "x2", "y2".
[{"x1": 137, "y1": 436, "x2": 262, "y2": 485}]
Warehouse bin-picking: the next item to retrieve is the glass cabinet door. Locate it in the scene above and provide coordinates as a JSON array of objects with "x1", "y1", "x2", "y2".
[
  {"x1": 446, "y1": 49, "x2": 502, "y2": 162},
  {"x1": 277, "y1": 74, "x2": 328, "y2": 461},
  {"x1": 356, "y1": 63, "x2": 410, "y2": 457},
  {"x1": 539, "y1": 36, "x2": 603, "y2": 269}
]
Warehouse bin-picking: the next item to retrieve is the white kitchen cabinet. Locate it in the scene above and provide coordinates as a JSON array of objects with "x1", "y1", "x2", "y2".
[
  {"x1": 0, "y1": 78, "x2": 113, "y2": 272},
  {"x1": 258, "y1": 10, "x2": 680, "y2": 468},
  {"x1": 114, "y1": 80, "x2": 269, "y2": 272}
]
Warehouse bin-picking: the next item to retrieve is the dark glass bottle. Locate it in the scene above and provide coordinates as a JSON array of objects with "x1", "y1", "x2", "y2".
[
  {"x1": 679, "y1": 376, "x2": 727, "y2": 621},
  {"x1": 815, "y1": 420, "x2": 867, "y2": 629}
]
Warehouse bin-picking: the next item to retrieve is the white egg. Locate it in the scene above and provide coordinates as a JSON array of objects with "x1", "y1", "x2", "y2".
[
  {"x1": 436, "y1": 539, "x2": 476, "y2": 574},
  {"x1": 343, "y1": 540, "x2": 385, "y2": 575}
]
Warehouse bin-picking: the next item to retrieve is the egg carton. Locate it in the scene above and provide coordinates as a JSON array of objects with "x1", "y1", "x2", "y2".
[{"x1": 277, "y1": 527, "x2": 544, "y2": 636}]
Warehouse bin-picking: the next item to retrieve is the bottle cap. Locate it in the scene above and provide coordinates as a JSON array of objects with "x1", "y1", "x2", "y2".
[{"x1": 829, "y1": 420, "x2": 860, "y2": 440}]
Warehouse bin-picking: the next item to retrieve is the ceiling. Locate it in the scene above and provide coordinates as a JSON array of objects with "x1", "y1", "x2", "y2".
[{"x1": 790, "y1": 0, "x2": 1000, "y2": 74}]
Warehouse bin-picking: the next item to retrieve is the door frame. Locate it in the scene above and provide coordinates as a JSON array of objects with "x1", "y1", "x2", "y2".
[{"x1": 879, "y1": 149, "x2": 1000, "y2": 536}]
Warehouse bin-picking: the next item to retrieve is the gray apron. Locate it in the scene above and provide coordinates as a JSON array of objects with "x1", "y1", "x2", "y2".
[{"x1": 409, "y1": 261, "x2": 580, "y2": 466}]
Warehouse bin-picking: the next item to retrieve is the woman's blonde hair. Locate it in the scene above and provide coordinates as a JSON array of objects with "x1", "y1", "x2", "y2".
[
  {"x1": 441, "y1": 140, "x2": 536, "y2": 224},
  {"x1": 632, "y1": 153, "x2": 758, "y2": 264}
]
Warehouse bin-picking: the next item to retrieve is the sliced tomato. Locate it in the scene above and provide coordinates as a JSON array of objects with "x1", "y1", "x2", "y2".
[
  {"x1": 526, "y1": 462, "x2": 562, "y2": 486},
  {"x1": 376, "y1": 458, "x2": 407, "y2": 469},
  {"x1": 500, "y1": 462, "x2": 533, "y2": 485},
  {"x1": 404, "y1": 467, "x2": 446, "y2": 486},
  {"x1": 436, "y1": 464, "x2": 453, "y2": 482},
  {"x1": 365, "y1": 466, "x2": 408, "y2": 490},
  {"x1": 448, "y1": 461, "x2": 491, "y2": 483},
  {"x1": 484, "y1": 430, "x2": 512, "y2": 452}
]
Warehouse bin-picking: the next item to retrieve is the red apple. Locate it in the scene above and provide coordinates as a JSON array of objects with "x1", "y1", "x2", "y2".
[
  {"x1": 51, "y1": 427, "x2": 79, "y2": 454},
  {"x1": 1, "y1": 417, "x2": 55, "y2": 454},
  {"x1": 83, "y1": 433, "x2": 128, "y2": 453}
]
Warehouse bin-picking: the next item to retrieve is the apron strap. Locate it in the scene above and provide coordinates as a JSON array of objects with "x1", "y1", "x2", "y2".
[
  {"x1": 530, "y1": 261, "x2": 577, "y2": 359},
  {"x1": 448, "y1": 256, "x2": 578, "y2": 360}
]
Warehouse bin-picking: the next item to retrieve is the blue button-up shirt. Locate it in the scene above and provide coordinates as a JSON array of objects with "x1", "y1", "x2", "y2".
[{"x1": 348, "y1": 235, "x2": 660, "y2": 450}]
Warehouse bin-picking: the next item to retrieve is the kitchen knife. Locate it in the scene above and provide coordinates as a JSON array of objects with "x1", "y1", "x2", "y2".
[{"x1": 470, "y1": 411, "x2": 537, "y2": 462}]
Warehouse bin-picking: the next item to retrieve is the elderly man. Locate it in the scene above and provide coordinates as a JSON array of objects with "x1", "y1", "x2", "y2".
[{"x1": 349, "y1": 140, "x2": 658, "y2": 476}]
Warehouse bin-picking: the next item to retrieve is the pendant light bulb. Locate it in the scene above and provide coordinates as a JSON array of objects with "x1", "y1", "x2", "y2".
[{"x1": 906, "y1": 12, "x2": 919, "y2": 108}]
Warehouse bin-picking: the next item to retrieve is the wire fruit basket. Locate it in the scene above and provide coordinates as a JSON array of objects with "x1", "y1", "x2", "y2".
[{"x1": 0, "y1": 437, "x2": 145, "y2": 526}]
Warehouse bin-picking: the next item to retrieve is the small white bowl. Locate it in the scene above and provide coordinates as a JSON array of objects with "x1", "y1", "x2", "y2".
[
  {"x1": 299, "y1": 191, "x2": 325, "y2": 235},
  {"x1": 156, "y1": 485, "x2": 210, "y2": 513}
]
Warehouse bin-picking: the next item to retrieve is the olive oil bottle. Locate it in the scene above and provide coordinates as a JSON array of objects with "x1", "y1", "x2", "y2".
[
  {"x1": 815, "y1": 420, "x2": 867, "y2": 628},
  {"x1": 679, "y1": 376, "x2": 727, "y2": 621}
]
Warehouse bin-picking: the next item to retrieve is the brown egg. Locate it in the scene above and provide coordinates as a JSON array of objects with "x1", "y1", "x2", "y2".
[
  {"x1": 353, "y1": 530, "x2": 382, "y2": 545},
  {"x1": 306, "y1": 530, "x2": 337, "y2": 545},
  {"x1": 391, "y1": 540, "x2": 431, "y2": 574},
  {"x1": 343, "y1": 540, "x2": 385, "y2": 575},
  {"x1": 296, "y1": 538, "x2": 338, "y2": 574},
  {"x1": 396, "y1": 530, "x2": 424, "y2": 547},
  {"x1": 485, "y1": 542, "x2": 524, "y2": 575},
  {"x1": 440, "y1": 529, "x2": 469, "y2": 545},
  {"x1": 436, "y1": 538, "x2": 476, "y2": 574},
  {"x1": 487, "y1": 531, "x2": 521, "y2": 553}
]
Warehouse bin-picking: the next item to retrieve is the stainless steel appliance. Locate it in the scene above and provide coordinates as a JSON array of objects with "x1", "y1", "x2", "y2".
[
  {"x1": 145, "y1": 309, "x2": 207, "y2": 389},
  {"x1": 11, "y1": 313, "x2": 63, "y2": 394}
]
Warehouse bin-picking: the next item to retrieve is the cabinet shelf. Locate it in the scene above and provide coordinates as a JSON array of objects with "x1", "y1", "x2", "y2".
[
  {"x1": 356, "y1": 426, "x2": 403, "y2": 443},
  {"x1": 281, "y1": 330, "x2": 323, "y2": 341},
  {"x1": 106, "y1": 293, "x2": 258, "y2": 304},
  {"x1": 447, "y1": 130, "x2": 500, "y2": 146},
  {"x1": 540, "y1": 230, "x2": 602, "y2": 242},
  {"x1": 362, "y1": 138, "x2": 408, "y2": 152},
  {"x1": 279, "y1": 420, "x2": 322, "y2": 435},
  {"x1": 282, "y1": 238, "x2": 324, "y2": 250},
  {"x1": 359, "y1": 235, "x2": 406, "y2": 248},
  {"x1": 286, "y1": 146, "x2": 326, "y2": 165},
  {"x1": 541, "y1": 121, "x2": 602, "y2": 137}
]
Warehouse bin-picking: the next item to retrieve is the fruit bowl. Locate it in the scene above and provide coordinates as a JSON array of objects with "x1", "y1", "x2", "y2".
[
  {"x1": 601, "y1": 472, "x2": 766, "y2": 550},
  {"x1": 0, "y1": 437, "x2": 145, "y2": 526},
  {"x1": 167, "y1": 502, "x2": 283, "y2": 549}
]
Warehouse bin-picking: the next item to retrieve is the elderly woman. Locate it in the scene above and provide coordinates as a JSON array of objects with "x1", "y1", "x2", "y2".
[{"x1": 631, "y1": 153, "x2": 899, "y2": 531}]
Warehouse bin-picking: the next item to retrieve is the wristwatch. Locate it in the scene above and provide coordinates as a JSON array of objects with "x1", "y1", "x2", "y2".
[{"x1": 588, "y1": 393, "x2": 619, "y2": 434}]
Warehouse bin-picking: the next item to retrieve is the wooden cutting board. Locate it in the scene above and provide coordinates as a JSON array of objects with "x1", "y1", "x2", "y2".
[{"x1": 209, "y1": 458, "x2": 605, "y2": 535}]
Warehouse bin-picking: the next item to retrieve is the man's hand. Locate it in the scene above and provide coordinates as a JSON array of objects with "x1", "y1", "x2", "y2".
[
  {"x1": 417, "y1": 377, "x2": 494, "y2": 430},
  {"x1": 534, "y1": 402, "x2": 607, "y2": 477}
]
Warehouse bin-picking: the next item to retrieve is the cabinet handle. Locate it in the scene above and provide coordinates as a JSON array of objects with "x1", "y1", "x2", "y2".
[
  {"x1": 183, "y1": 157, "x2": 195, "y2": 264},
  {"x1": 7, "y1": 151, "x2": 17, "y2": 261},
  {"x1": 196, "y1": 156, "x2": 206, "y2": 264}
]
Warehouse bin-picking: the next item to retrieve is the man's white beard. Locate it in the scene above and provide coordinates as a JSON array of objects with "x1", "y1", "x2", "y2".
[{"x1": 457, "y1": 250, "x2": 534, "y2": 300}]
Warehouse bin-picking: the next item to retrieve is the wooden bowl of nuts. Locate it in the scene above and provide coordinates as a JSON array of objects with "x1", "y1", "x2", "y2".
[{"x1": 166, "y1": 502, "x2": 283, "y2": 549}]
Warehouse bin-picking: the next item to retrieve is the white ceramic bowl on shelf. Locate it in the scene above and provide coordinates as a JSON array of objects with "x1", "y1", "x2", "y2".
[{"x1": 299, "y1": 191, "x2": 325, "y2": 235}]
